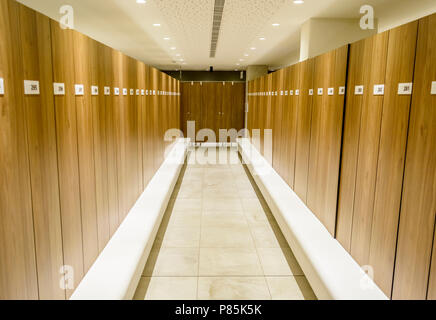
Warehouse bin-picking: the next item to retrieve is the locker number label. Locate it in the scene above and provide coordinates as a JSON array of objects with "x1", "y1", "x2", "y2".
[
  {"x1": 141, "y1": 89, "x2": 145, "y2": 96},
  {"x1": 328, "y1": 88, "x2": 334, "y2": 96},
  {"x1": 123, "y1": 88, "x2": 128, "y2": 96},
  {"x1": 91, "y1": 86, "x2": 99, "y2": 96},
  {"x1": 309, "y1": 89, "x2": 313, "y2": 96},
  {"x1": 24, "y1": 80, "x2": 40, "y2": 95},
  {"x1": 136, "y1": 89, "x2": 140, "y2": 96},
  {"x1": 355, "y1": 85, "x2": 364, "y2": 95},
  {"x1": 373, "y1": 84, "x2": 385, "y2": 95},
  {"x1": 295, "y1": 90, "x2": 300, "y2": 96},
  {"x1": 75, "y1": 84, "x2": 84, "y2": 96},
  {"x1": 53, "y1": 83, "x2": 65, "y2": 95},
  {"x1": 104, "y1": 87, "x2": 111, "y2": 95},
  {"x1": 432, "y1": 81, "x2": 436, "y2": 95},
  {"x1": 0, "y1": 78, "x2": 4, "y2": 95},
  {"x1": 398, "y1": 83, "x2": 412, "y2": 95},
  {"x1": 114, "y1": 87, "x2": 120, "y2": 96},
  {"x1": 339, "y1": 86, "x2": 346, "y2": 95},
  {"x1": 317, "y1": 88, "x2": 323, "y2": 96}
]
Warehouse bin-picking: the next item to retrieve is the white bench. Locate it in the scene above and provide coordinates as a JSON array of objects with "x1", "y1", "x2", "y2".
[
  {"x1": 237, "y1": 138, "x2": 387, "y2": 300},
  {"x1": 71, "y1": 138, "x2": 189, "y2": 300}
]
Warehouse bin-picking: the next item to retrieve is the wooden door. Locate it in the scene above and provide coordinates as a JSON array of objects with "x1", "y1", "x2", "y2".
[
  {"x1": 294, "y1": 59, "x2": 314, "y2": 203},
  {"x1": 393, "y1": 13, "x2": 436, "y2": 300}
]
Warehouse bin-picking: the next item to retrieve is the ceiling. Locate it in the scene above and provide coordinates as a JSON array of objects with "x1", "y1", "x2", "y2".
[{"x1": 17, "y1": 0, "x2": 436, "y2": 71}]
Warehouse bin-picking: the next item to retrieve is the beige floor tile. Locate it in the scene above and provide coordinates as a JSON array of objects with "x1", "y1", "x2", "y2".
[
  {"x1": 168, "y1": 211, "x2": 202, "y2": 228},
  {"x1": 241, "y1": 199, "x2": 269, "y2": 213},
  {"x1": 244, "y1": 210, "x2": 270, "y2": 226},
  {"x1": 266, "y1": 277, "x2": 317, "y2": 300},
  {"x1": 202, "y1": 213, "x2": 248, "y2": 228},
  {"x1": 134, "y1": 277, "x2": 198, "y2": 300},
  {"x1": 176, "y1": 184, "x2": 203, "y2": 199},
  {"x1": 198, "y1": 277, "x2": 271, "y2": 300},
  {"x1": 161, "y1": 226, "x2": 201, "y2": 248},
  {"x1": 250, "y1": 224, "x2": 289, "y2": 248},
  {"x1": 144, "y1": 248, "x2": 199, "y2": 277},
  {"x1": 203, "y1": 198, "x2": 243, "y2": 211},
  {"x1": 199, "y1": 248, "x2": 263, "y2": 276},
  {"x1": 257, "y1": 248, "x2": 303, "y2": 276},
  {"x1": 171, "y1": 198, "x2": 202, "y2": 212},
  {"x1": 200, "y1": 225, "x2": 255, "y2": 248},
  {"x1": 203, "y1": 185, "x2": 240, "y2": 199}
]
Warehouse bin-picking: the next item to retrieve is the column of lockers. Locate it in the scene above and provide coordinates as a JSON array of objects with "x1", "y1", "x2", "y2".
[
  {"x1": 0, "y1": 0, "x2": 181, "y2": 299},
  {"x1": 245, "y1": 13, "x2": 436, "y2": 300}
]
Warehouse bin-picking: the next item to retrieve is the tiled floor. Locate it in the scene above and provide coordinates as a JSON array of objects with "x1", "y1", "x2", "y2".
[{"x1": 134, "y1": 147, "x2": 317, "y2": 300}]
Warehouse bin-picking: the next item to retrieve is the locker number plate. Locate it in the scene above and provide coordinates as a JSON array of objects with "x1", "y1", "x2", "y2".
[
  {"x1": 104, "y1": 87, "x2": 111, "y2": 95},
  {"x1": 431, "y1": 81, "x2": 436, "y2": 95},
  {"x1": 75, "y1": 84, "x2": 84, "y2": 96},
  {"x1": 355, "y1": 85, "x2": 364, "y2": 95},
  {"x1": 339, "y1": 86, "x2": 346, "y2": 95},
  {"x1": 53, "y1": 83, "x2": 65, "y2": 95},
  {"x1": 91, "y1": 86, "x2": 99, "y2": 96},
  {"x1": 114, "y1": 88, "x2": 120, "y2": 95},
  {"x1": 398, "y1": 83, "x2": 412, "y2": 95},
  {"x1": 328, "y1": 88, "x2": 334, "y2": 96},
  {"x1": 24, "y1": 80, "x2": 40, "y2": 95},
  {"x1": 317, "y1": 88, "x2": 323, "y2": 95},
  {"x1": 373, "y1": 84, "x2": 385, "y2": 95},
  {"x1": 0, "y1": 78, "x2": 4, "y2": 95}
]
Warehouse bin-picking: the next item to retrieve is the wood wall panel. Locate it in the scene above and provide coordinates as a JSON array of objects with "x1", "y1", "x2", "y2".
[
  {"x1": 17, "y1": 4, "x2": 65, "y2": 299},
  {"x1": 368, "y1": 22, "x2": 418, "y2": 296},
  {"x1": 73, "y1": 31, "x2": 99, "y2": 273},
  {"x1": 393, "y1": 14, "x2": 436, "y2": 300},
  {"x1": 50, "y1": 20, "x2": 85, "y2": 297},
  {"x1": 294, "y1": 59, "x2": 314, "y2": 203},
  {"x1": 307, "y1": 46, "x2": 348, "y2": 236},
  {"x1": 272, "y1": 70, "x2": 285, "y2": 173},
  {"x1": 0, "y1": 0, "x2": 38, "y2": 299},
  {"x1": 93, "y1": 41, "x2": 110, "y2": 251}
]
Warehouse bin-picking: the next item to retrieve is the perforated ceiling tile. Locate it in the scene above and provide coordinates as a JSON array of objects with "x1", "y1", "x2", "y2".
[{"x1": 16, "y1": 0, "x2": 427, "y2": 71}]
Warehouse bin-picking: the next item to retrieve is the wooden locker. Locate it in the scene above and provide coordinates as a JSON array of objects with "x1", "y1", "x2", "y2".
[
  {"x1": 50, "y1": 20, "x2": 84, "y2": 296},
  {"x1": 93, "y1": 41, "x2": 110, "y2": 251},
  {"x1": 368, "y1": 22, "x2": 418, "y2": 296},
  {"x1": 272, "y1": 70, "x2": 285, "y2": 173},
  {"x1": 103, "y1": 45, "x2": 120, "y2": 236},
  {"x1": 200, "y1": 82, "x2": 219, "y2": 142},
  {"x1": 0, "y1": 0, "x2": 39, "y2": 299},
  {"x1": 285, "y1": 64, "x2": 300, "y2": 188},
  {"x1": 72, "y1": 31, "x2": 99, "y2": 273},
  {"x1": 136, "y1": 61, "x2": 145, "y2": 192},
  {"x1": 393, "y1": 13, "x2": 436, "y2": 300},
  {"x1": 231, "y1": 82, "x2": 246, "y2": 133},
  {"x1": 143, "y1": 65, "x2": 155, "y2": 186},
  {"x1": 294, "y1": 59, "x2": 314, "y2": 203},
  {"x1": 15, "y1": 4, "x2": 66, "y2": 299},
  {"x1": 307, "y1": 45, "x2": 348, "y2": 236},
  {"x1": 279, "y1": 67, "x2": 292, "y2": 182},
  {"x1": 149, "y1": 67, "x2": 160, "y2": 171}
]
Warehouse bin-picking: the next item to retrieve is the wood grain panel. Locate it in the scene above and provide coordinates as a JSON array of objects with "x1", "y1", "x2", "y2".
[
  {"x1": 393, "y1": 14, "x2": 436, "y2": 300},
  {"x1": 143, "y1": 65, "x2": 154, "y2": 186},
  {"x1": 231, "y1": 82, "x2": 246, "y2": 132},
  {"x1": 50, "y1": 20, "x2": 84, "y2": 296},
  {"x1": 72, "y1": 31, "x2": 99, "y2": 273},
  {"x1": 368, "y1": 22, "x2": 418, "y2": 296},
  {"x1": 271, "y1": 71, "x2": 284, "y2": 172},
  {"x1": 336, "y1": 39, "x2": 367, "y2": 251},
  {"x1": 294, "y1": 59, "x2": 314, "y2": 203},
  {"x1": 279, "y1": 67, "x2": 292, "y2": 182},
  {"x1": 17, "y1": 4, "x2": 65, "y2": 299},
  {"x1": 93, "y1": 41, "x2": 110, "y2": 251},
  {"x1": 307, "y1": 46, "x2": 348, "y2": 236},
  {"x1": 0, "y1": 0, "x2": 38, "y2": 299},
  {"x1": 103, "y1": 46, "x2": 120, "y2": 236},
  {"x1": 349, "y1": 32, "x2": 390, "y2": 266}
]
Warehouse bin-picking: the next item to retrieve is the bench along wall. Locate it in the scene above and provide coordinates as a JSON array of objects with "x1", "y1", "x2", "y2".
[
  {"x1": 247, "y1": 13, "x2": 436, "y2": 299},
  {"x1": 0, "y1": 0, "x2": 180, "y2": 300}
]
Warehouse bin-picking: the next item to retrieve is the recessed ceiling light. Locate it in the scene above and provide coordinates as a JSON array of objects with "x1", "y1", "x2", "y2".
[
  {"x1": 239, "y1": 59, "x2": 244, "y2": 62},
  {"x1": 293, "y1": 0, "x2": 304, "y2": 4},
  {"x1": 272, "y1": 23, "x2": 280, "y2": 27},
  {"x1": 163, "y1": 37, "x2": 170, "y2": 40},
  {"x1": 236, "y1": 63, "x2": 240, "y2": 66},
  {"x1": 153, "y1": 23, "x2": 161, "y2": 27},
  {"x1": 136, "y1": 0, "x2": 146, "y2": 3},
  {"x1": 170, "y1": 47, "x2": 176, "y2": 50},
  {"x1": 259, "y1": 37, "x2": 266, "y2": 41},
  {"x1": 175, "y1": 53, "x2": 181, "y2": 56},
  {"x1": 244, "y1": 53, "x2": 249, "y2": 57},
  {"x1": 182, "y1": 62, "x2": 187, "y2": 65},
  {"x1": 250, "y1": 47, "x2": 256, "y2": 50}
]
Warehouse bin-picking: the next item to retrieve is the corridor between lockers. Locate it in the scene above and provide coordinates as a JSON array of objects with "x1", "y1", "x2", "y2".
[{"x1": 133, "y1": 147, "x2": 316, "y2": 300}]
